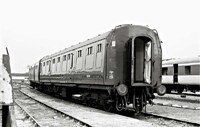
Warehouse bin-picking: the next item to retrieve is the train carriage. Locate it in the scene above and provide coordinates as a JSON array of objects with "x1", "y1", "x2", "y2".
[
  {"x1": 29, "y1": 62, "x2": 40, "y2": 86},
  {"x1": 29, "y1": 24, "x2": 164, "y2": 112},
  {"x1": 162, "y1": 57, "x2": 200, "y2": 93}
]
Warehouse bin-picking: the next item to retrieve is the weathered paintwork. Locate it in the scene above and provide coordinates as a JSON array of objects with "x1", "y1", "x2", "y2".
[
  {"x1": 29, "y1": 25, "x2": 162, "y2": 89},
  {"x1": 105, "y1": 25, "x2": 162, "y2": 88},
  {"x1": 29, "y1": 24, "x2": 163, "y2": 112}
]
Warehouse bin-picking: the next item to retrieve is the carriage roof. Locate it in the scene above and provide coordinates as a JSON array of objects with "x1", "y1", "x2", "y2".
[
  {"x1": 38, "y1": 24, "x2": 151, "y2": 61},
  {"x1": 41, "y1": 30, "x2": 111, "y2": 61},
  {"x1": 162, "y1": 56, "x2": 200, "y2": 66}
]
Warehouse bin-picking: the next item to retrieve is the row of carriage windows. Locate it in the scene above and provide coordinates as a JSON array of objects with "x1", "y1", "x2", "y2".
[
  {"x1": 42, "y1": 44, "x2": 102, "y2": 70},
  {"x1": 162, "y1": 65, "x2": 200, "y2": 75}
]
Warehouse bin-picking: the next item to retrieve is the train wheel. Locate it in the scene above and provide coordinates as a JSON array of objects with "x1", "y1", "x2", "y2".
[{"x1": 157, "y1": 85, "x2": 166, "y2": 96}]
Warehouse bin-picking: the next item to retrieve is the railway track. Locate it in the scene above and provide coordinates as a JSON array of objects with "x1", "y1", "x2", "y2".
[
  {"x1": 15, "y1": 83, "x2": 200, "y2": 127},
  {"x1": 14, "y1": 90, "x2": 90, "y2": 127},
  {"x1": 152, "y1": 101, "x2": 200, "y2": 110},
  {"x1": 14, "y1": 84, "x2": 155, "y2": 127},
  {"x1": 118, "y1": 106, "x2": 200, "y2": 127},
  {"x1": 141, "y1": 112, "x2": 200, "y2": 127},
  {"x1": 16, "y1": 86, "x2": 157, "y2": 127},
  {"x1": 169, "y1": 92, "x2": 200, "y2": 97},
  {"x1": 15, "y1": 101, "x2": 42, "y2": 127},
  {"x1": 154, "y1": 92, "x2": 200, "y2": 111}
]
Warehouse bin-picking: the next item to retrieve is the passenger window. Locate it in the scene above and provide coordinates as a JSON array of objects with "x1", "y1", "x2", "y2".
[
  {"x1": 63, "y1": 55, "x2": 66, "y2": 61},
  {"x1": 162, "y1": 68, "x2": 168, "y2": 75},
  {"x1": 97, "y1": 44, "x2": 102, "y2": 52},
  {"x1": 39, "y1": 64, "x2": 42, "y2": 72},
  {"x1": 70, "y1": 53, "x2": 74, "y2": 68},
  {"x1": 53, "y1": 59, "x2": 55, "y2": 64},
  {"x1": 67, "y1": 54, "x2": 70, "y2": 60},
  {"x1": 87, "y1": 46, "x2": 93, "y2": 55},
  {"x1": 167, "y1": 67, "x2": 173, "y2": 75},
  {"x1": 43, "y1": 62, "x2": 45, "y2": 66},
  {"x1": 78, "y1": 50, "x2": 82, "y2": 57},
  {"x1": 57, "y1": 57, "x2": 60, "y2": 63},
  {"x1": 185, "y1": 66, "x2": 191, "y2": 75},
  {"x1": 96, "y1": 44, "x2": 102, "y2": 68},
  {"x1": 48, "y1": 61, "x2": 51, "y2": 72}
]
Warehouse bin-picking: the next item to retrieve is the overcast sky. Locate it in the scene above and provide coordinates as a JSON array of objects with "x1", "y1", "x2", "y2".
[{"x1": 1, "y1": 0, "x2": 200, "y2": 73}]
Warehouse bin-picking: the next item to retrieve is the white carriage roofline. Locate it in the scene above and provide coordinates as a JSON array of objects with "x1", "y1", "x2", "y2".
[
  {"x1": 162, "y1": 57, "x2": 200, "y2": 65},
  {"x1": 163, "y1": 62, "x2": 200, "y2": 67}
]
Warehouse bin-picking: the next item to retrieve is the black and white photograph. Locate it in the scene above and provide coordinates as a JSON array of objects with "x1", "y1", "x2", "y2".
[{"x1": 1, "y1": 0, "x2": 200, "y2": 126}]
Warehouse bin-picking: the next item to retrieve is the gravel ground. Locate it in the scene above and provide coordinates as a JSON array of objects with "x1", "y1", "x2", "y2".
[
  {"x1": 155, "y1": 93, "x2": 200, "y2": 103},
  {"x1": 146, "y1": 104, "x2": 200, "y2": 125},
  {"x1": 154, "y1": 93, "x2": 200, "y2": 110},
  {"x1": 134, "y1": 115, "x2": 196, "y2": 127},
  {"x1": 153, "y1": 99, "x2": 200, "y2": 110},
  {"x1": 14, "y1": 105, "x2": 36, "y2": 127},
  {"x1": 14, "y1": 83, "x2": 200, "y2": 127},
  {"x1": 20, "y1": 87, "x2": 156, "y2": 127},
  {"x1": 14, "y1": 90, "x2": 86, "y2": 127}
]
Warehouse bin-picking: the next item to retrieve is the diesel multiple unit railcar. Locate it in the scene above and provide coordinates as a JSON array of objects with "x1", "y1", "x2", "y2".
[
  {"x1": 29, "y1": 24, "x2": 164, "y2": 112},
  {"x1": 162, "y1": 57, "x2": 200, "y2": 93}
]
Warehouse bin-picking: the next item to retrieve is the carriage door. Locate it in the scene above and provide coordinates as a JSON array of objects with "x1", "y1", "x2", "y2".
[
  {"x1": 131, "y1": 37, "x2": 152, "y2": 85},
  {"x1": 173, "y1": 64, "x2": 178, "y2": 83}
]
